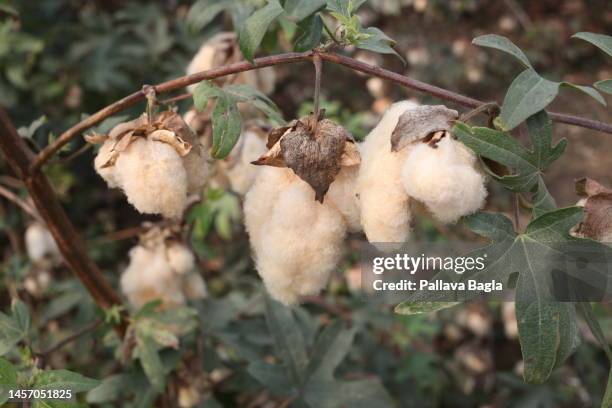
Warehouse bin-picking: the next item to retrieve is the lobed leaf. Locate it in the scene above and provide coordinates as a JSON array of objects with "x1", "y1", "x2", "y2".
[
  {"x1": 560, "y1": 82, "x2": 606, "y2": 106},
  {"x1": 294, "y1": 14, "x2": 323, "y2": 52},
  {"x1": 186, "y1": 0, "x2": 231, "y2": 32},
  {"x1": 33, "y1": 369, "x2": 100, "y2": 392},
  {"x1": 238, "y1": 0, "x2": 284, "y2": 62},
  {"x1": 284, "y1": 0, "x2": 326, "y2": 21},
  {"x1": 211, "y1": 93, "x2": 242, "y2": 158},
  {"x1": 595, "y1": 79, "x2": 612, "y2": 95}
]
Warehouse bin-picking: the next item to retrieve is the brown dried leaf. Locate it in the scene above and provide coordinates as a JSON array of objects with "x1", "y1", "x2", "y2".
[
  {"x1": 112, "y1": 131, "x2": 137, "y2": 153},
  {"x1": 109, "y1": 114, "x2": 148, "y2": 139},
  {"x1": 251, "y1": 140, "x2": 285, "y2": 167},
  {"x1": 391, "y1": 105, "x2": 458, "y2": 152},
  {"x1": 574, "y1": 178, "x2": 612, "y2": 242},
  {"x1": 280, "y1": 118, "x2": 348, "y2": 203}
]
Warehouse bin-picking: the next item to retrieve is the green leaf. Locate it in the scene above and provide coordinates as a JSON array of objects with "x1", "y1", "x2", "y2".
[
  {"x1": 454, "y1": 111, "x2": 566, "y2": 193},
  {"x1": 284, "y1": 0, "x2": 327, "y2": 21},
  {"x1": 294, "y1": 14, "x2": 323, "y2": 52},
  {"x1": 496, "y1": 69, "x2": 559, "y2": 131},
  {"x1": 326, "y1": 0, "x2": 368, "y2": 16},
  {"x1": 135, "y1": 334, "x2": 166, "y2": 392},
  {"x1": 0, "y1": 301, "x2": 30, "y2": 356},
  {"x1": 33, "y1": 369, "x2": 100, "y2": 392},
  {"x1": 186, "y1": 0, "x2": 231, "y2": 32},
  {"x1": 560, "y1": 82, "x2": 606, "y2": 106},
  {"x1": 264, "y1": 297, "x2": 309, "y2": 386},
  {"x1": 0, "y1": 357, "x2": 18, "y2": 405},
  {"x1": 238, "y1": 0, "x2": 284, "y2": 61},
  {"x1": 248, "y1": 361, "x2": 293, "y2": 395},
  {"x1": 472, "y1": 34, "x2": 533, "y2": 69},
  {"x1": 394, "y1": 301, "x2": 459, "y2": 315},
  {"x1": 224, "y1": 84, "x2": 285, "y2": 124},
  {"x1": 355, "y1": 27, "x2": 404, "y2": 63},
  {"x1": 193, "y1": 81, "x2": 223, "y2": 112},
  {"x1": 572, "y1": 32, "x2": 612, "y2": 57},
  {"x1": 595, "y1": 79, "x2": 612, "y2": 95},
  {"x1": 211, "y1": 93, "x2": 242, "y2": 158},
  {"x1": 603, "y1": 369, "x2": 612, "y2": 408}
]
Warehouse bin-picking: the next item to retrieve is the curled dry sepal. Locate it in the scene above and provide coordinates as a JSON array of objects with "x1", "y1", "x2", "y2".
[
  {"x1": 252, "y1": 112, "x2": 360, "y2": 202},
  {"x1": 87, "y1": 111, "x2": 194, "y2": 167},
  {"x1": 391, "y1": 104, "x2": 459, "y2": 151},
  {"x1": 574, "y1": 178, "x2": 612, "y2": 242}
]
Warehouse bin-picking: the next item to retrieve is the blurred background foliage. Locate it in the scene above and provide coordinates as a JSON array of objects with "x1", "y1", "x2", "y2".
[{"x1": 0, "y1": 0, "x2": 611, "y2": 407}]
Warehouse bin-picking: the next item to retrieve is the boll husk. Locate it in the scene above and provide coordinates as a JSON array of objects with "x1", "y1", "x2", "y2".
[
  {"x1": 25, "y1": 222, "x2": 61, "y2": 263},
  {"x1": 186, "y1": 32, "x2": 276, "y2": 95},
  {"x1": 244, "y1": 115, "x2": 361, "y2": 305},
  {"x1": 120, "y1": 226, "x2": 207, "y2": 309},
  {"x1": 357, "y1": 101, "x2": 487, "y2": 245},
  {"x1": 93, "y1": 111, "x2": 210, "y2": 219}
]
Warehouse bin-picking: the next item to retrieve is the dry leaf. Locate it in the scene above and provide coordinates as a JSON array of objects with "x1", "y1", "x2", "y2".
[
  {"x1": 149, "y1": 129, "x2": 193, "y2": 157},
  {"x1": 391, "y1": 105, "x2": 458, "y2": 152},
  {"x1": 84, "y1": 133, "x2": 108, "y2": 144}
]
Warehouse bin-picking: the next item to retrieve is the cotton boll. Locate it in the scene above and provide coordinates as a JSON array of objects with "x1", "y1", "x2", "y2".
[
  {"x1": 121, "y1": 245, "x2": 184, "y2": 308},
  {"x1": 225, "y1": 130, "x2": 268, "y2": 195},
  {"x1": 182, "y1": 143, "x2": 211, "y2": 194},
  {"x1": 245, "y1": 168, "x2": 346, "y2": 305},
  {"x1": 186, "y1": 42, "x2": 219, "y2": 94},
  {"x1": 401, "y1": 137, "x2": 487, "y2": 223},
  {"x1": 94, "y1": 139, "x2": 121, "y2": 188},
  {"x1": 115, "y1": 138, "x2": 188, "y2": 219},
  {"x1": 326, "y1": 166, "x2": 361, "y2": 232},
  {"x1": 357, "y1": 101, "x2": 418, "y2": 244},
  {"x1": 182, "y1": 272, "x2": 208, "y2": 300},
  {"x1": 25, "y1": 223, "x2": 60, "y2": 263},
  {"x1": 166, "y1": 243, "x2": 196, "y2": 274}
]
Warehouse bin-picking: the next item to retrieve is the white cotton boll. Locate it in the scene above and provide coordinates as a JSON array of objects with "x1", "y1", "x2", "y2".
[
  {"x1": 326, "y1": 166, "x2": 361, "y2": 232},
  {"x1": 182, "y1": 143, "x2": 211, "y2": 194},
  {"x1": 166, "y1": 243, "x2": 196, "y2": 274},
  {"x1": 245, "y1": 168, "x2": 346, "y2": 305},
  {"x1": 357, "y1": 101, "x2": 419, "y2": 245},
  {"x1": 186, "y1": 43, "x2": 218, "y2": 94},
  {"x1": 121, "y1": 245, "x2": 183, "y2": 308},
  {"x1": 225, "y1": 130, "x2": 268, "y2": 195},
  {"x1": 114, "y1": 138, "x2": 188, "y2": 219},
  {"x1": 25, "y1": 223, "x2": 60, "y2": 263},
  {"x1": 401, "y1": 137, "x2": 487, "y2": 223},
  {"x1": 183, "y1": 272, "x2": 208, "y2": 300},
  {"x1": 94, "y1": 139, "x2": 121, "y2": 188}
]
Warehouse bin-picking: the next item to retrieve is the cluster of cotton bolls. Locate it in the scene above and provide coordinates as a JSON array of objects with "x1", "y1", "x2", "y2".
[
  {"x1": 93, "y1": 111, "x2": 210, "y2": 219},
  {"x1": 244, "y1": 102, "x2": 487, "y2": 305},
  {"x1": 120, "y1": 226, "x2": 207, "y2": 309}
]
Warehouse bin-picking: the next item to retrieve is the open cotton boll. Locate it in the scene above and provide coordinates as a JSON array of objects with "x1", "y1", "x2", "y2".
[
  {"x1": 401, "y1": 137, "x2": 487, "y2": 223},
  {"x1": 182, "y1": 272, "x2": 208, "y2": 300},
  {"x1": 166, "y1": 243, "x2": 196, "y2": 274},
  {"x1": 121, "y1": 245, "x2": 186, "y2": 308},
  {"x1": 224, "y1": 130, "x2": 268, "y2": 195},
  {"x1": 182, "y1": 143, "x2": 211, "y2": 194},
  {"x1": 245, "y1": 168, "x2": 346, "y2": 305},
  {"x1": 94, "y1": 139, "x2": 121, "y2": 188},
  {"x1": 114, "y1": 138, "x2": 188, "y2": 219},
  {"x1": 25, "y1": 222, "x2": 60, "y2": 263},
  {"x1": 357, "y1": 101, "x2": 418, "y2": 244},
  {"x1": 326, "y1": 166, "x2": 362, "y2": 232}
]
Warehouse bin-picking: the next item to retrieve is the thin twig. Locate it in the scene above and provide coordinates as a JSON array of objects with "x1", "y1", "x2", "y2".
[
  {"x1": 0, "y1": 184, "x2": 42, "y2": 222},
  {"x1": 29, "y1": 50, "x2": 612, "y2": 172},
  {"x1": 36, "y1": 318, "x2": 103, "y2": 359}
]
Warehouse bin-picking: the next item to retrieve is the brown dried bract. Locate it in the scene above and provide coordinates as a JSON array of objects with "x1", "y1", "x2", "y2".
[
  {"x1": 253, "y1": 115, "x2": 357, "y2": 203},
  {"x1": 99, "y1": 111, "x2": 197, "y2": 168},
  {"x1": 574, "y1": 178, "x2": 612, "y2": 242},
  {"x1": 391, "y1": 105, "x2": 458, "y2": 152}
]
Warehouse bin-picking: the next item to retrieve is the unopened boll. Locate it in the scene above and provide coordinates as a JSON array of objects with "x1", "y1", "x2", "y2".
[
  {"x1": 245, "y1": 167, "x2": 347, "y2": 305},
  {"x1": 25, "y1": 222, "x2": 61, "y2": 263},
  {"x1": 121, "y1": 241, "x2": 206, "y2": 309},
  {"x1": 358, "y1": 101, "x2": 418, "y2": 244}
]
